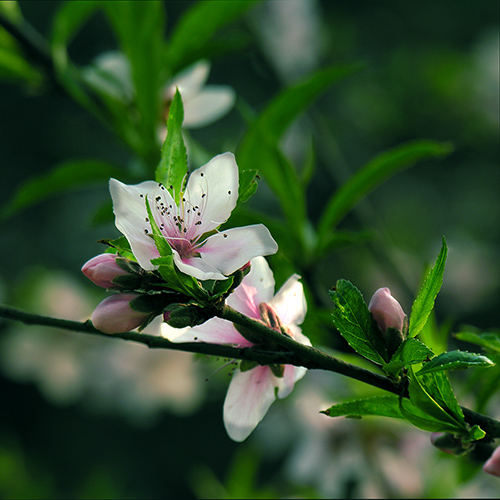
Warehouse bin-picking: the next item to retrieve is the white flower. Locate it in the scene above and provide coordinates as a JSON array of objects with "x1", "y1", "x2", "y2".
[
  {"x1": 109, "y1": 153, "x2": 278, "y2": 281},
  {"x1": 163, "y1": 60, "x2": 235, "y2": 129},
  {"x1": 83, "y1": 52, "x2": 235, "y2": 130},
  {"x1": 162, "y1": 257, "x2": 310, "y2": 441}
]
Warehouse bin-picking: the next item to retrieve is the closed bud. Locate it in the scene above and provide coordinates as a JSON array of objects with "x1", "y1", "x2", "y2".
[
  {"x1": 82, "y1": 254, "x2": 129, "y2": 289},
  {"x1": 368, "y1": 287, "x2": 406, "y2": 334},
  {"x1": 483, "y1": 446, "x2": 500, "y2": 477},
  {"x1": 91, "y1": 293, "x2": 150, "y2": 334}
]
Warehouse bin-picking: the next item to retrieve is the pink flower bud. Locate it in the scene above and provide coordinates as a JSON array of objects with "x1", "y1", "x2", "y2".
[
  {"x1": 483, "y1": 445, "x2": 500, "y2": 477},
  {"x1": 82, "y1": 254, "x2": 128, "y2": 288},
  {"x1": 91, "y1": 293, "x2": 150, "y2": 334},
  {"x1": 368, "y1": 287, "x2": 406, "y2": 334},
  {"x1": 430, "y1": 432, "x2": 455, "y2": 454}
]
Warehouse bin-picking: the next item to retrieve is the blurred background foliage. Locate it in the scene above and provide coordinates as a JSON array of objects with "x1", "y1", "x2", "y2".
[{"x1": 0, "y1": 0, "x2": 498, "y2": 498}]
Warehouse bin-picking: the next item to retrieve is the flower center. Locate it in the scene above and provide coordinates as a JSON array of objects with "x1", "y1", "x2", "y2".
[{"x1": 141, "y1": 183, "x2": 208, "y2": 260}]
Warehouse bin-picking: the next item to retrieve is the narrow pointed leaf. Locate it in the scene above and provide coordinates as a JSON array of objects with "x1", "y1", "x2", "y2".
[
  {"x1": 166, "y1": 0, "x2": 258, "y2": 75},
  {"x1": 317, "y1": 140, "x2": 454, "y2": 238},
  {"x1": 322, "y1": 396, "x2": 404, "y2": 420},
  {"x1": 408, "y1": 237, "x2": 448, "y2": 338},
  {"x1": 156, "y1": 89, "x2": 188, "y2": 201},
  {"x1": 237, "y1": 64, "x2": 361, "y2": 224},
  {"x1": 1, "y1": 160, "x2": 123, "y2": 219},
  {"x1": 329, "y1": 279, "x2": 389, "y2": 365},
  {"x1": 417, "y1": 350, "x2": 494, "y2": 375},
  {"x1": 454, "y1": 331, "x2": 500, "y2": 355}
]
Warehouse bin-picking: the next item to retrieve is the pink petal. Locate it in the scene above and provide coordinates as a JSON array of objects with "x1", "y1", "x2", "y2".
[
  {"x1": 483, "y1": 446, "x2": 500, "y2": 477},
  {"x1": 162, "y1": 317, "x2": 251, "y2": 346},
  {"x1": 223, "y1": 366, "x2": 281, "y2": 442},
  {"x1": 109, "y1": 178, "x2": 159, "y2": 270},
  {"x1": 268, "y1": 274, "x2": 307, "y2": 326},
  {"x1": 197, "y1": 225, "x2": 278, "y2": 277}
]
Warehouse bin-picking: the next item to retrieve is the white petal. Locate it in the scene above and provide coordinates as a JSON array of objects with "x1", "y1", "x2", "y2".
[
  {"x1": 109, "y1": 178, "x2": 160, "y2": 270},
  {"x1": 185, "y1": 152, "x2": 239, "y2": 234},
  {"x1": 172, "y1": 250, "x2": 227, "y2": 281},
  {"x1": 197, "y1": 225, "x2": 278, "y2": 277},
  {"x1": 227, "y1": 257, "x2": 275, "y2": 318},
  {"x1": 277, "y1": 365, "x2": 297, "y2": 399},
  {"x1": 183, "y1": 86, "x2": 236, "y2": 128},
  {"x1": 162, "y1": 317, "x2": 251, "y2": 346},
  {"x1": 223, "y1": 366, "x2": 281, "y2": 442},
  {"x1": 268, "y1": 274, "x2": 307, "y2": 326},
  {"x1": 167, "y1": 60, "x2": 210, "y2": 101}
]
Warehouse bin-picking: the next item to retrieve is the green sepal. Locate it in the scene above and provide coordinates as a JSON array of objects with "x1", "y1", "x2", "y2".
[
  {"x1": 384, "y1": 326, "x2": 405, "y2": 359},
  {"x1": 165, "y1": 302, "x2": 216, "y2": 328},
  {"x1": 98, "y1": 236, "x2": 135, "y2": 260},
  {"x1": 240, "y1": 360, "x2": 259, "y2": 372},
  {"x1": 111, "y1": 273, "x2": 143, "y2": 290},
  {"x1": 329, "y1": 279, "x2": 389, "y2": 365},
  {"x1": 114, "y1": 257, "x2": 142, "y2": 275},
  {"x1": 269, "y1": 364, "x2": 285, "y2": 378},
  {"x1": 129, "y1": 293, "x2": 171, "y2": 314}
]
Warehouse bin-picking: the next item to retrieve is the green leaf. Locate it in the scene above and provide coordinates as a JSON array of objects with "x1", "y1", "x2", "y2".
[
  {"x1": 317, "y1": 140, "x2": 454, "y2": 239},
  {"x1": 51, "y1": 1, "x2": 101, "y2": 70},
  {"x1": 329, "y1": 279, "x2": 389, "y2": 365},
  {"x1": 144, "y1": 198, "x2": 172, "y2": 258},
  {"x1": 104, "y1": 1, "x2": 165, "y2": 160},
  {"x1": 166, "y1": 0, "x2": 257, "y2": 75},
  {"x1": 151, "y1": 256, "x2": 208, "y2": 301},
  {"x1": 1, "y1": 160, "x2": 123, "y2": 219},
  {"x1": 155, "y1": 89, "x2": 188, "y2": 202},
  {"x1": 321, "y1": 395, "x2": 404, "y2": 420},
  {"x1": 383, "y1": 338, "x2": 433, "y2": 376},
  {"x1": 238, "y1": 169, "x2": 259, "y2": 204},
  {"x1": 454, "y1": 331, "x2": 500, "y2": 355},
  {"x1": 417, "y1": 350, "x2": 495, "y2": 375},
  {"x1": 237, "y1": 64, "x2": 361, "y2": 225},
  {"x1": 408, "y1": 237, "x2": 448, "y2": 338},
  {"x1": 402, "y1": 364, "x2": 468, "y2": 435}
]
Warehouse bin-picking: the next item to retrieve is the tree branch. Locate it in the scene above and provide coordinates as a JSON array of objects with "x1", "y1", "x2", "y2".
[{"x1": 1, "y1": 302, "x2": 499, "y2": 438}]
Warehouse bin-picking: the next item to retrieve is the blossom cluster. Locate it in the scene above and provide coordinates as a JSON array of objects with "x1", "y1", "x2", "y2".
[{"x1": 82, "y1": 152, "x2": 309, "y2": 440}]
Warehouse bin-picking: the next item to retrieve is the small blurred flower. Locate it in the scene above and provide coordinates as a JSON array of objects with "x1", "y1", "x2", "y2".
[
  {"x1": 91, "y1": 293, "x2": 150, "y2": 334},
  {"x1": 81, "y1": 253, "x2": 129, "y2": 289},
  {"x1": 162, "y1": 256, "x2": 310, "y2": 442},
  {"x1": 483, "y1": 445, "x2": 500, "y2": 478},
  {"x1": 368, "y1": 287, "x2": 406, "y2": 334},
  {"x1": 162, "y1": 60, "x2": 235, "y2": 129},
  {"x1": 110, "y1": 152, "x2": 278, "y2": 280},
  {"x1": 82, "y1": 52, "x2": 235, "y2": 136}
]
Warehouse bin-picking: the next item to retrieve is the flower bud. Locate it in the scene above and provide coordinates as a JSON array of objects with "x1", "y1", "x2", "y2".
[
  {"x1": 483, "y1": 445, "x2": 500, "y2": 477},
  {"x1": 368, "y1": 287, "x2": 406, "y2": 334},
  {"x1": 82, "y1": 254, "x2": 129, "y2": 289},
  {"x1": 91, "y1": 293, "x2": 150, "y2": 334}
]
